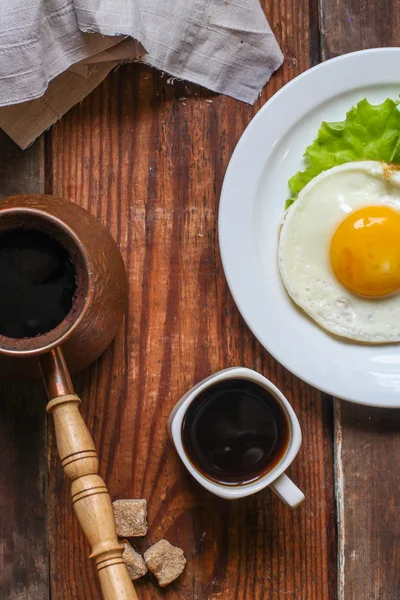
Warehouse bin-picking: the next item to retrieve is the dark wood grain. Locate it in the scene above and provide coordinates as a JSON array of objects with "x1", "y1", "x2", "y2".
[
  {"x1": 320, "y1": 2, "x2": 400, "y2": 598},
  {"x1": 321, "y1": 0, "x2": 400, "y2": 58},
  {"x1": 0, "y1": 135, "x2": 49, "y2": 599},
  {"x1": 335, "y1": 403, "x2": 400, "y2": 599},
  {"x1": 45, "y1": 1, "x2": 337, "y2": 598}
]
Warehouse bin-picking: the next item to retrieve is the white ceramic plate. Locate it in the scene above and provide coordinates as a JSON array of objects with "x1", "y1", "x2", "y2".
[{"x1": 219, "y1": 48, "x2": 400, "y2": 408}]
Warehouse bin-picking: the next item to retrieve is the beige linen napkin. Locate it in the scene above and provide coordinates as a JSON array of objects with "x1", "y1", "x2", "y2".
[{"x1": 0, "y1": 0, "x2": 283, "y2": 149}]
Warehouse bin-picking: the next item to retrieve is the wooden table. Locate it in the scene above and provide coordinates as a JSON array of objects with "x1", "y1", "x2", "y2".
[{"x1": 1, "y1": 1, "x2": 400, "y2": 598}]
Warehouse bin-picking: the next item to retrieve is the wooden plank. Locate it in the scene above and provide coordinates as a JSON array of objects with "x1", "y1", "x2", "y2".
[
  {"x1": 47, "y1": 1, "x2": 336, "y2": 598},
  {"x1": 0, "y1": 135, "x2": 49, "y2": 599},
  {"x1": 334, "y1": 402, "x2": 400, "y2": 599},
  {"x1": 320, "y1": 1, "x2": 400, "y2": 598},
  {"x1": 321, "y1": 0, "x2": 400, "y2": 59}
]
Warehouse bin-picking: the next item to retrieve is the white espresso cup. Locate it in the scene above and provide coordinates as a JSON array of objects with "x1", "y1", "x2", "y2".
[{"x1": 168, "y1": 367, "x2": 304, "y2": 506}]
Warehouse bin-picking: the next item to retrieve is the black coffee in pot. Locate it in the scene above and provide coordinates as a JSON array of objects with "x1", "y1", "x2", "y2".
[{"x1": 0, "y1": 229, "x2": 76, "y2": 338}]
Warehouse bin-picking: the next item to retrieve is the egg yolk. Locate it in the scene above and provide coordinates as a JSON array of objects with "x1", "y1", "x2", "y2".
[{"x1": 330, "y1": 206, "x2": 400, "y2": 297}]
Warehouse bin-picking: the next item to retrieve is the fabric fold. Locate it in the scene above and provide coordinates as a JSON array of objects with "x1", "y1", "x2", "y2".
[{"x1": 0, "y1": 0, "x2": 283, "y2": 149}]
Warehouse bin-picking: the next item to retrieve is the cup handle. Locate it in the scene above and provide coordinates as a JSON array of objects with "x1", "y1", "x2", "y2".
[{"x1": 270, "y1": 473, "x2": 305, "y2": 507}]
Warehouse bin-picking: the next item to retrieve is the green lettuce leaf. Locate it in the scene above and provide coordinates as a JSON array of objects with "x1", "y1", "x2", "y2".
[{"x1": 286, "y1": 98, "x2": 400, "y2": 208}]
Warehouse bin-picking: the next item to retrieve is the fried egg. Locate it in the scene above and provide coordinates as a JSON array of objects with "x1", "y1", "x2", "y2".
[{"x1": 278, "y1": 161, "x2": 400, "y2": 343}]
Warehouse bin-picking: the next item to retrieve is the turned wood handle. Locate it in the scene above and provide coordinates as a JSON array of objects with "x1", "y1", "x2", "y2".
[
  {"x1": 39, "y1": 348, "x2": 139, "y2": 599},
  {"x1": 46, "y1": 393, "x2": 138, "y2": 600}
]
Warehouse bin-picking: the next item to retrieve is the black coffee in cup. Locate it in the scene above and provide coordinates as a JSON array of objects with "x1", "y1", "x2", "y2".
[{"x1": 182, "y1": 379, "x2": 290, "y2": 486}]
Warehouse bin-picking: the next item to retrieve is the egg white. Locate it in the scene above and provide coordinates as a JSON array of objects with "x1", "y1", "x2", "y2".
[{"x1": 278, "y1": 161, "x2": 400, "y2": 343}]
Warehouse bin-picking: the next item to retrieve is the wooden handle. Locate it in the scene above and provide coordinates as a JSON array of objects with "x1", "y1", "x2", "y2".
[{"x1": 40, "y1": 350, "x2": 138, "y2": 600}]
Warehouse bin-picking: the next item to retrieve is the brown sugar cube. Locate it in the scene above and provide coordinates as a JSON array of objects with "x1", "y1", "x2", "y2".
[
  {"x1": 144, "y1": 539, "x2": 186, "y2": 587},
  {"x1": 121, "y1": 540, "x2": 148, "y2": 581},
  {"x1": 113, "y1": 499, "x2": 148, "y2": 537}
]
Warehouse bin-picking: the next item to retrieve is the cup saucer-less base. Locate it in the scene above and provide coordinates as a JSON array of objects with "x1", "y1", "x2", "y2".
[{"x1": 219, "y1": 48, "x2": 400, "y2": 408}]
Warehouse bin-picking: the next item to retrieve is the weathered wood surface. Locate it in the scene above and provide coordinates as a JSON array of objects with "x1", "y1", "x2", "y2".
[
  {"x1": 0, "y1": 135, "x2": 49, "y2": 599},
  {"x1": 334, "y1": 403, "x2": 400, "y2": 600},
  {"x1": 320, "y1": 0, "x2": 400, "y2": 58},
  {"x1": 46, "y1": 1, "x2": 336, "y2": 598},
  {"x1": 320, "y1": 1, "x2": 400, "y2": 598},
  {"x1": 2, "y1": 1, "x2": 400, "y2": 599}
]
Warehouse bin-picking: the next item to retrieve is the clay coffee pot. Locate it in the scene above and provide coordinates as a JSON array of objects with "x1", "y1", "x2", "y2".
[{"x1": 0, "y1": 195, "x2": 138, "y2": 600}]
